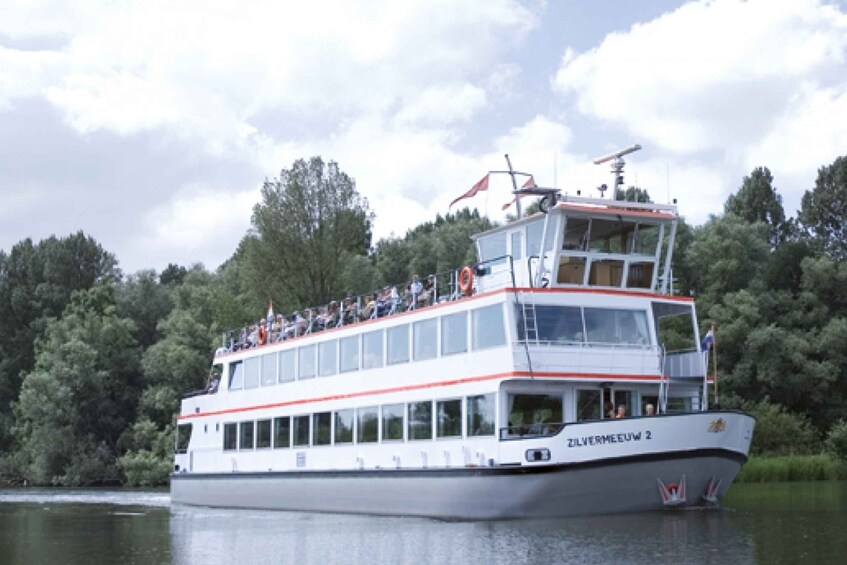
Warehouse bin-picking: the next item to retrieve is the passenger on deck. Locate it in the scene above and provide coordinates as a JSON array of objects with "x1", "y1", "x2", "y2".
[
  {"x1": 615, "y1": 404, "x2": 627, "y2": 418},
  {"x1": 420, "y1": 275, "x2": 435, "y2": 307},
  {"x1": 645, "y1": 403, "x2": 655, "y2": 416},
  {"x1": 409, "y1": 275, "x2": 423, "y2": 309},
  {"x1": 362, "y1": 293, "x2": 378, "y2": 319}
]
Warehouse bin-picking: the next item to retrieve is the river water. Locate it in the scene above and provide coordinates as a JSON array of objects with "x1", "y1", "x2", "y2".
[{"x1": 1, "y1": 482, "x2": 845, "y2": 565}]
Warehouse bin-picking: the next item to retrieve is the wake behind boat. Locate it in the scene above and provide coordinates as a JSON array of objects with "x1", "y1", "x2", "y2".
[{"x1": 171, "y1": 148, "x2": 755, "y2": 519}]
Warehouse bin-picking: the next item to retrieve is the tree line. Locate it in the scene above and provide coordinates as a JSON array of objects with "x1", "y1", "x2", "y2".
[{"x1": 1, "y1": 155, "x2": 846, "y2": 486}]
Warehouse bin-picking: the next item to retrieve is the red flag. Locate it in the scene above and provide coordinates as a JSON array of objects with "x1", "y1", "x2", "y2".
[
  {"x1": 502, "y1": 175, "x2": 536, "y2": 210},
  {"x1": 450, "y1": 174, "x2": 490, "y2": 208}
]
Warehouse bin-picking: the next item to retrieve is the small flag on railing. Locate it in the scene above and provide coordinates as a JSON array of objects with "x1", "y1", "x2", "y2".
[
  {"x1": 502, "y1": 175, "x2": 536, "y2": 210},
  {"x1": 701, "y1": 327, "x2": 714, "y2": 350},
  {"x1": 450, "y1": 174, "x2": 490, "y2": 208}
]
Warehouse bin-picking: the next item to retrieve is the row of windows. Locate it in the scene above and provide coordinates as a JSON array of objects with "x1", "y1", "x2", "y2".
[
  {"x1": 518, "y1": 305, "x2": 650, "y2": 346},
  {"x1": 223, "y1": 394, "x2": 496, "y2": 451},
  {"x1": 228, "y1": 304, "x2": 506, "y2": 390}
]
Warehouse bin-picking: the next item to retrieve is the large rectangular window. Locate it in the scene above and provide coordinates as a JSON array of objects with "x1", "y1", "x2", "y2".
[
  {"x1": 293, "y1": 415, "x2": 310, "y2": 447},
  {"x1": 261, "y1": 353, "x2": 277, "y2": 386},
  {"x1": 577, "y1": 389, "x2": 602, "y2": 422},
  {"x1": 362, "y1": 330, "x2": 384, "y2": 369},
  {"x1": 318, "y1": 340, "x2": 337, "y2": 377},
  {"x1": 339, "y1": 335, "x2": 360, "y2": 372},
  {"x1": 334, "y1": 409, "x2": 354, "y2": 444},
  {"x1": 508, "y1": 394, "x2": 562, "y2": 432},
  {"x1": 273, "y1": 416, "x2": 290, "y2": 448},
  {"x1": 256, "y1": 419, "x2": 271, "y2": 448},
  {"x1": 467, "y1": 394, "x2": 495, "y2": 436},
  {"x1": 408, "y1": 401, "x2": 432, "y2": 441},
  {"x1": 387, "y1": 325, "x2": 409, "y2": 365},
  {"x1": 239, "y1": 421, "x2": 255, "y2": 450},
  {"x1": 441, "y1": 312, "x2": 467, "y2": 356},
  {"x1": 229, "y1": 362, "x2": 244, "y2": 390},
  {"x1": 357, "y1": 406, "x2": 378, "y2": 443},
  {"x1": 223, "y1": 423, "x2": 237, "y2": 450},
  {"x1": 413, "y1": 319, "x2": 437, "y2": 361},
  {"x1": 382, "y1": 404, "x2": 404, "y2": 441},
  {"x1": 298, "y1": 345, "x2": 316, "y2": 379},
  {"x1": 472, "y1": 305, "x2": 506, "y2": 350},
  {"x1": 244, "y1": 357, "x2": 260, "y2": 389},
  {"x1": 478, "y1": 231, "x2": 507, "y2": 266},
  {"x1": 313, "y1": 412, "x2": 332, "y2": 446},
  {"x1": 279, "y1": 350, "x2": 295, "y2": 383},
  {"x1": 584, "y1": 308, "x2": 649, "y2": 345},
  {"x1": 518, "y1": 305, "x2": 584, "y2": 344},
  {"x1": 437, "y1": 399, "x2": 462, "y2": 438}
]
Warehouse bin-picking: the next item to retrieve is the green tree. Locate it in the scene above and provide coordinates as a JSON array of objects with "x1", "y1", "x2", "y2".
[
  {"x1": 246, "y1": 157, "x2": 374, "y2": 310},
  {"x1": 725, "y1": 167, "x2": 789, "y2": 247},
  {"x1": 116, "y1": 269, "x2": 175, "y2": 349},
  {"x1": 13, "y1": 285, "x2": 141, "y2": 485},
  {"x1": 798, "y1": 155, "x2": 847, "y2": 259},
  {"x1": 614, "y1": 186, "x2": 652, "y2": 202}
]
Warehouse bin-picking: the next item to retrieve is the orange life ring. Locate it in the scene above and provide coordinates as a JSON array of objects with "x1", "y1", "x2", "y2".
[
  {"x1": 258, "y1": 325, "x2": 267, "y2": 345},
  {"x1": 458, "y1": 266, "x2": 474, "y2": 295}
]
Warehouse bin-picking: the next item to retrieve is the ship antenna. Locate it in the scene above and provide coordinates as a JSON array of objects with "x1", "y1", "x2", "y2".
[
  {"x1": 592, "y1": 144, "x2": 641, "y2": 199},
  {"x1": 504, "y1": 154, "x2": 522, "y2": 218}
]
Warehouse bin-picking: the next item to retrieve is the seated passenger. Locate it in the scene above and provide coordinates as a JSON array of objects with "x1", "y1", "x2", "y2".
[{"x1": 614, "y1": 404, "x2": 627, "y2": 419}]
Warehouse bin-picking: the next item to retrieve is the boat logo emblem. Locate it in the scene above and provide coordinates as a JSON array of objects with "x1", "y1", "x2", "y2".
[{"x1": 707, "y1": 418, "x2": 726, "y2": 433}]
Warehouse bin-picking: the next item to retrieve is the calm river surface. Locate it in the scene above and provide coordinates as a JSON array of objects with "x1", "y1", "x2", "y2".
[{"x1": 1, "y1": 482, "x2": 846, "y2": 565}]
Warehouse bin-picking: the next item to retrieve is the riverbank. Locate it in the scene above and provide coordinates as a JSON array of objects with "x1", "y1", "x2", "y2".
[{"x1": 737, "y1": 454, "x2": 847, "y2": 482}]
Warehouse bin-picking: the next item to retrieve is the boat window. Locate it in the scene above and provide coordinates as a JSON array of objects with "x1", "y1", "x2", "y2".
[
  {"x1": 478, "y1": 232, "x2": 508, "y2": 266},
  {"x1": 627, "y1": 261, "x2": 655, "y2": 289},
  {"x1": 467, "y1": 394, "x2": 495, "y2": 436},
  {"x1": 576, "y1": 389, "x2": 602, "y2": 422},
  {"x1": 256, "y1": 419, "x2": 271, "y2": 448},
  {"x1": 334, "y1": 409, "x2": 354, "y2": 444},
  {"x1": 239, "y1": 421, "x2": 255, "y2": 450},
  {"x1": 318, "y1": 340, "x2": 337, "y2": 377},
  {"x1": 382, "y1": 404, "x2": 404, "y2": 441},
  {"x1": 510, "y1": 231, "x2": 523, "y2": 261},
  {"x1": 632, "y1": 223, "x2": 660, "y2": 255},
  {"x1": 339, "y1": 335, "x2": 360, "y2": 372},
  {"x1": 278, "y1": 350, "x2": 295, "y2": 383},
  {"x1": 588, "y1": 217, "x2": 633, "y2": 253},
  {"x1": 387, "y1": 324, "x2": 410, "y2": 365},
  {"x1": 298, "y1": 345, "x2": 316, "y2": 379},
  {"x1": 613, "y1": 390, "x2": 634, "y2": 418},
  {"x1": 557, "y1": 256, "x2": 586, "y2": 284},
  {"x1": 313, "y1": 412, "x2": 331, "y2": 446},
  {"x1": 517, "y1": 305, "x2": 583, "y2": 344},
  {"x1": 244, "y1": 357, "x2": 260, "y2": 389},
  {"x1": 472, "y1": 304, "x2": 506, "y2": 350},
  {"x1": 228, "y1": 362, "x2": 244, "y2": 390},
  {"x1": 666, "y1": 397, "x2": 692, "y2": 413},
  {"x1": 273, "y1": 416, "x2": 290, "y2": 448},
  {"x1": 584, "y1": 308, "x2": 649, "y2": 345},
  {"x1": 437, "y1": 399, "x2": 462, "y2": 438},
  {"x1": 563, "y1": 217, "x2": 590, "y2": 250},
  {"x1": 408, "y1": 401, "x2": 432, "y2": 440},
  {"x1": 223, "y1": 423, "x2": 237, "y2": 451},
  {"x1": 261, "y1": 353, "x2": 277, "y2": 386},
  {"x1": 293, "y1": 415, "x2": 310, "y2": 447},
  {"x1": 441, "y1": 312, "x2": 468, "y2": 356},
  {"x1": 357, "y1": 406, "x2": 378, "y2": 443},
  {"x1": 526, "y1": 218, "x2": 556, "y2": 256},
  {"x1": 588, "y1": 259, "x2": 624, "y2": 287},
  {"x1": 176, "y1": 424, "x2": 192, "y2": 454},
  {"x1": 413, "y1": 318, "x2": 437, "y2": 361},
  {"x1": 507, "y1": 394, "x2": 562, "y2": 431},
  {"x1": 362, "y1": 330, "x2": 384, "y2": 369}
]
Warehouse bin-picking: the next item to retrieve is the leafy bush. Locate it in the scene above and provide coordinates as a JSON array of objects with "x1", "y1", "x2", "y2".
[
  {"x1": 118, "y1": 450, "x2": 172, "y2": 487},
  {"x1": 825, "y1": 419, "x2": 847, "y2": 461},
  {"x1": 744, "y1": 399, "x2": 820, "y2": 455},
  {"x1": 736, "y1": 454, "x2": 847, "y2": 482}
]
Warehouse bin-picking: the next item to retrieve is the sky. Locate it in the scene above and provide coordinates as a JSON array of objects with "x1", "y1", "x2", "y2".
[{"x1": 2, "y1": 0, "x2": 847, "y2": 274}]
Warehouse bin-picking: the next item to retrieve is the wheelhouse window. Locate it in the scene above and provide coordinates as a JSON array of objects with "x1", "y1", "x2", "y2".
[
  {"x1": 436, "y1": 399, "x2": 462, "y2": 438},
  {"x1": 382, "y1": 404, "x2": 404, "y2": 441},
  {"x1": 510, "y1": 231, "x2": 523, "y2": 260},
  {"x1": 334, "y1": 409, "x2": 354, "y2": 444},
  {"x1": 387, "y1": 324, "x2": 410, "y2": 365},
  {"x1": 472, "y1": 305, "x2": 506, "y2": 350},
  {"x1": 477, "y1": 231, "x2": 508, "y2": 266},
  {"x1": 239, "y1": 421, "x2": 255, "y2": 450},
  {"x1": 576, "y1": 390, "x2": 602, "y2": 422},
  {"x1": 279, "y1": 350, "x2": 295, "y2": 383},
  {"x1": 293, "y1": 415, "x2": 310, "y2": 447},
  {"x1": 357, "y1": 406, "x2": 378, "y2": 443},
  {"x1": 261, "y1": 353, "x2": 277, "y2": 386},
  {"x1": 339, "y1": 335, "x2": 360, "y2": 372},
  {"x1": 298, "y1": 345, "x2": 316, "y2": 379},
  {"x1": 313, "y1": 412, "x2": 331, "y2": 446},
  {"x1": 527, "y1": 218, "x2": 556, "y2": 256},
  {"x1": 584, "y1": 308, "x2": 649, "y2": 345},
  {"x1": 228, "y1": 362, "x2": 244, "y2": 390},
  {"x1": 362, "y1": 330, "x2": 384, "y2": 369},
  {"x1": 441, "y1": 312, "x2": 467, "y2": 356},
  {"x1": 467, "y1": 394, "x2": 495, "y2": 436},
  {"x1": 318, "y1": 340, "x2": 337, "y2": 377},
  {"x1": 256, "y1": 419, "x2": 271, "y2": 448},
  {"x1": 517, "y1": 305, "x2": 583, "y2": 344},
  {"x1": 408, "y1": 401, "x2": 433, "y2": 440},
  {"x1": 273, "y1": 416, "x2": 290, "y2": 448},
  {"x1": 413, "y1": 319, "x2": 437, "y2": 361},
  {"x1": 223, "y1": 423, "x2": 237, "y2": 451},
  {"x1": 244, "y1": 357, "x2": 260, "y2": 389}
]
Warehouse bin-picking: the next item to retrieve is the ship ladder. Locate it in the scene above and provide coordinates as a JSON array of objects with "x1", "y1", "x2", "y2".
[{"x1": 514, "y1": 293, "x2": 538, "y2": 378}]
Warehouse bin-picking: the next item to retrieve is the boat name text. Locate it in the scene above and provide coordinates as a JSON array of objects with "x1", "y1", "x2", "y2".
[{"x1": 567, "y1": 430, "x2": 651, "y2": 448}]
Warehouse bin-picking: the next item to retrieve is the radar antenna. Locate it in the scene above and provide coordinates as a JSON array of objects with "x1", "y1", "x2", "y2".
[{"x1": 592, "y1": 144, "x2": 641, "y2": 198}]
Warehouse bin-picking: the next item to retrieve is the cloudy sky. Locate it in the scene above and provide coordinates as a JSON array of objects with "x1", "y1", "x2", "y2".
[{"x1": 2, "y1": 0, "x2": 847, "y2": 274}]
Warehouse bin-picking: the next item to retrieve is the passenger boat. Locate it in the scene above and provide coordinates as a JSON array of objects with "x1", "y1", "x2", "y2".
[{"x1": 171, "y1": 149, "x2": 755, "y2": 519}]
